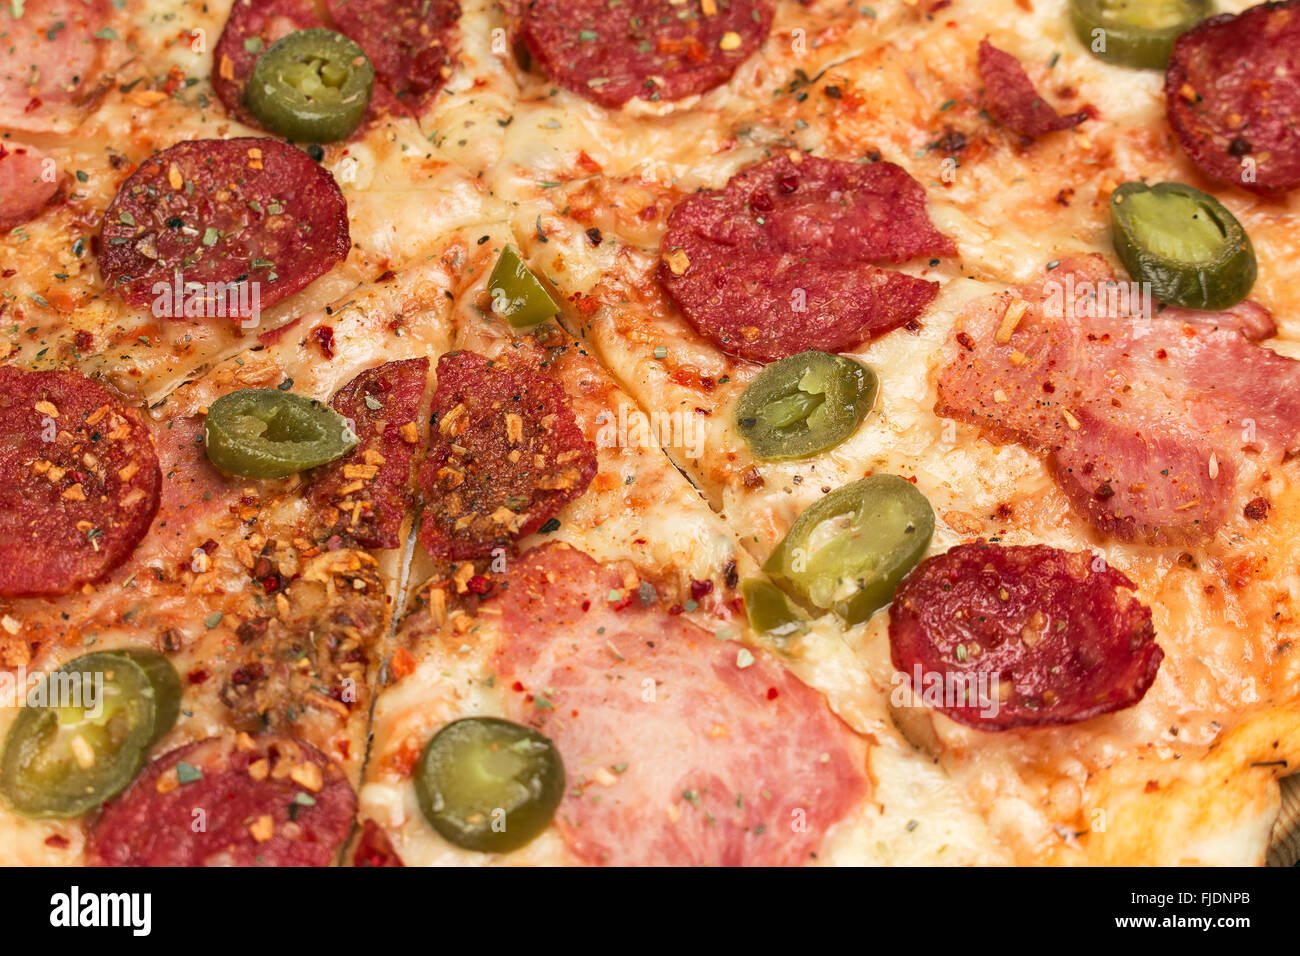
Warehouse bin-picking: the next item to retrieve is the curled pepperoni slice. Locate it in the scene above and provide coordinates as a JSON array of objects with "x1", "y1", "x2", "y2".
[
  {"x1": 0, "y1": 0, "x2": 110, "y2": 132},
  {"x1": 0, "y1": 367, "x2": 161, "y2": 597},
  {"x1": 977, "y1": 39, "x2": 1087, "y2": 139},
  {"x1": 417, "y1": 350, "x2": 597, "y2": 561},
  {"x1": 658, "y1": 153, "x2": 955, "y2": 362},
  {"x1": 87, "y1": 735, "x2": 357, "y2": 867},
  {"x1": 1166, "y1": 1, "x2": 1300, "y2": 194},
  {"x1": 99, "y1": 138, "x2": 350, "y2": 314},
  {"x1": 888, "y1": 543, "x2": 1162, "y2": 730},
  {"x1": 212, "y1": 0, "x2": 327, "y2": 127},
  {"x1": 326, "y1": 0, "x2": 459, "y2": 113},
  {"x1": 308, "y1": 358, "x2": 429, "y2": 549},
  {"x1": 0, "y1": 141, "x2": 62, "y2": 232},
  {"x1": 520, "y1": 0, "x2": 772, "y2": 108}
]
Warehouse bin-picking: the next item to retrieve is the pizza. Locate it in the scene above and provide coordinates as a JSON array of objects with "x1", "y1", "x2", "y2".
[{"x1": 0, "y1": 0, "x2": 1297, "y2": 868}]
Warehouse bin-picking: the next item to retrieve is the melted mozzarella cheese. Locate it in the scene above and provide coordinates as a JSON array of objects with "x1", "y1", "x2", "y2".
[{"x1": 451, "y1": 0, "x2": 1300, "y2": 864}]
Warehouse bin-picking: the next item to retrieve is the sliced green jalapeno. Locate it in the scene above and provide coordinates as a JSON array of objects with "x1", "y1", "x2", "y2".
[
  {"x1": 0, "y1": 653, "x2": 159, "y2": 818},
  {"x1": 414, "y1": 717, "x2": 564, "y2": 853},
  {"x1": 246, "y1": 28, "x2": 375, "y2": 142},
  {"x1": 1070, "y1": 0, "x2": 1213, "y2": 69},
  {"x1": 105, "y1": 650, "x2": 181, "y2": 746},
  {"x1": 1110, "y1": 181, "x2": 1256, "y2": 310},
  {"x1": 741, "y1": 577, "x2": 807, "y2": 636},
  {"x1": 735, "y1": 351, "x2": 877, "y2": 461},
  {"x1": 486, "y1": 246, "x2": 560, "y2": 329},
  {"x1": 764, "y1": 475, "x2": 935, "y2": 627},
  {"x1": 204, "y1": 388, "x2": 357, "y2": 479}
]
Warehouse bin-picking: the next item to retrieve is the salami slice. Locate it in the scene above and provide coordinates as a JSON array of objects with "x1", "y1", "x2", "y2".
[
  {"x1": 889, "y1": 543, "x2": 1162, "y2": 731},
  {"x1": 326, "y1": 0, "x2": 459, "y2": 112},
  {"x1": 417, "y1": 351, "x2": 597, "y2": 561},
  {"x1": 212, "y1": 0, "x2": 327, "y2": 127},
  {"x1": 0, "y1": 0, "x2": 110, "y2": 131},
  {"x1": 308, "y1": 358, "x2": 428, "y2": 549},
  {"x1": 520, "y1": 0, "x2": 772, "y2": 108},
  {"x1": 0, "y1": 367, "x2": 161, "y2": 597},
  {"x1": 1166, "y1": 1, "x2": 1300, "y2": 194},
  {"x1": 99, "y1": 138, "x2": 350, "y2": 313},
  {"x1": 492, "y1": 544, "x2": 866, "y2": 866},
  {"x1": 978, "y1": 39, "x2": 1087, "y2": 139},
  {"x1": 658, "y1": 153, "x2": 955, "y2": 362},
  {"x1": 0, "y1": 141, "x2": 62, "y2": 231},
  {"x1": 87, "y1": 734, "x2": 357, "y2": 867}
]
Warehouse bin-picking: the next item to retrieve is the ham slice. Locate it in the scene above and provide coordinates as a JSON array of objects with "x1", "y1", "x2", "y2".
[
  {"x1": 936, "y1": 255, "x2": 1300, "y2": 545},
  {"x1": 0, "y1": 141, "x2": 61, "y2": 231},
  {"x1": 493, "y1": 544, "x2": 867, "y2": 866},
  {"x1": 0, "y1": 0, "x2": 109, "y2": 131}
]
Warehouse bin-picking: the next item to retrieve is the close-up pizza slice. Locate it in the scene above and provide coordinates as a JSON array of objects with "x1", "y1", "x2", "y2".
[{"x1": 1, "y1": 0, "x2": 1299, "y2": 886}]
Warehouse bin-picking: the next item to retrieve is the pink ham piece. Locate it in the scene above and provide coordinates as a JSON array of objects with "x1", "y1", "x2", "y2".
[
  {"x1": 978, "y1": 39, "x2": 1088, "y2": 139},
  {"x1": 491, "y1": 543, "x2": 867, "y2": 866},
  {"x1": 0, "y1": 141, "x2": 62, "y2": 231},
  {"x1": 1155, "y1": 298, "x2": 1276, "y2": 343},
  {"x1": 0, "y1": 0, "x2": 110, "y2": 131},
  {"x1": 936, "y1": 255, "x2": 1300, "y2": 545}
]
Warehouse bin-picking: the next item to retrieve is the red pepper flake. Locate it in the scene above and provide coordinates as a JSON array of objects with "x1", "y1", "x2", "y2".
[
  {"x1": 187, "y1": 668, "x2": 209, "y2": 685},
  {"x1": 466, "y1": 574, "x2": 493, "y2": 595},
  {"x1": 956, "y1": 331, "x2": 976, "y2": 351},
  {"x1": 667, "y1": 604, "x2": 684, "y2": 616},
  {"x1": 312, "y1": 325, "x2": 335, "y2": 360},
  {"x1": 162, "y1": 65, "x2": 186, "y2": 95},
  {"x1": 690, "y1": 579, "x2": 714, "y2": 600},
  {"x1": 766, "y1": 687, "x2": 779, "y2": 700},
  {"x1": 512, "y1": 681, "x2": 525, "y2": 692},
  {"x1": 1244, "y1": 497, "x2": 1271, "y2": 521},
  {"x1": 45, "y1": 835, "x2": 70, "y2": 849}
]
